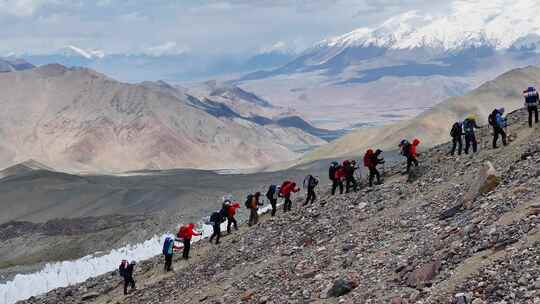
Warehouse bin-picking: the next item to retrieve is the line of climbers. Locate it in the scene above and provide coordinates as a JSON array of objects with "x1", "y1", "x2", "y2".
[
  {"x1": 117, "y1": 85, "x2": 538, "y2": 295},
  {"x1": 448, "y1": 85, "x2": 539, "y2": 156},
  {"x1": 151, "y1": 178, "x2": 316, "y2": 278}
]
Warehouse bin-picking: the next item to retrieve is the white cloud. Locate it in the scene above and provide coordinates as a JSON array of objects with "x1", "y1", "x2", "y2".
[
  {"x1": 259, "y1": 41, "x2": 291, "y2": 54},
  {"x1": 118, "y1": 11, "x2": 148, "y2": 22},
  {"x1": 144, "y1": 41, "x2": 189, "y2": 57},
  {"x1": 0, "y1": 0, "x2": 451, "y2": 56},
  {"x1": 0, "y1": 0, "x2": 53, "y2": 17}
]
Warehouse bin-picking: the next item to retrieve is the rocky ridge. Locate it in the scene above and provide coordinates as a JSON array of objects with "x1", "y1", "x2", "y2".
[{"x1": 18, "y1": 107, "x2": 540, "y2": 303}]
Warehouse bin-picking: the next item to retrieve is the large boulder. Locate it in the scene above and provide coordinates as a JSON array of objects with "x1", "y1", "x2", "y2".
[
  {"x1": 327, "y1": 278, "x2": 358, "y2": 297},
  {"x1": 405, "y1": 261, "x2": 442, "y2": 288},
  {"x1": 81, "y1": 292, "x2": 100, "y2": 301},
  {"x1": 463, "y1": 161, "x2": 499, "y2": 209}
]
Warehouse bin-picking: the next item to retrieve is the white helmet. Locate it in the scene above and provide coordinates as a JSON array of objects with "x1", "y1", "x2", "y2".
[{"x1": 222, "y1": 194, "x2": 233, "y2": 203}]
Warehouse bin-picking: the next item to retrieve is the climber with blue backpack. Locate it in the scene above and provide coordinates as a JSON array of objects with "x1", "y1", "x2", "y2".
[
  {"x1": 266, "y1": 184, "x2": 279, "y2": 216},
  {"x1": 524, "y1": 86, "x2": 539, "y2": 127},
  {"x1": 463, "y1": 114, "x2": 481, "y2": 154},
  {"x1": 489, "y1": 108, "x2": 507, "y2": 149},
  {"x1": 162, "y1": 236, "x2": 176, "y2": 272}
]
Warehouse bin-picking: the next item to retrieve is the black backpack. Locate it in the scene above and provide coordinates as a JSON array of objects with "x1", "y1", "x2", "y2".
[
  {"x1": 119, "y1": 260, "x2": 127, "y2": 277},
  {"x1": 266, "y1": 185, "x2": 276, "y2": 200},
  {"x1": 210, "y1": 211, "x2": 224, "y2": 224},
  {"x1": 401, "y1": 143, "x2": 412, "y2": 157},
  {"x1": 304, "y1": 175, "x2": 319, "y2": 188},
  {"x1": 450, "y1": 122, "x2": 462, "y2": 137},
  {"x1": 488, "y1": 110, "x2": 498, "y2": 126},
  {"x1": 244, "y1": 194, "x2": 254, "y2": 209}
]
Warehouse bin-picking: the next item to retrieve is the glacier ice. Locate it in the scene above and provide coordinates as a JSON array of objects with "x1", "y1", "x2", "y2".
[{"x1": 0, "y1": 220, "x2": 218, "y2": 304}]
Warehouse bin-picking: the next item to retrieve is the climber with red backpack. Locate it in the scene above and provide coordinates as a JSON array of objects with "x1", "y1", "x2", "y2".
[
  {"x1": 330, "y1": 162, "x2": 345, "y2": 195},
  {"x1": 177, "y1": 223, "x2": 201, "y2": 260},
  {"x1": 364, "y1": 149, "x2": 385, "y2": 187},
  {"x1": 399, "y1": 139, "x2": 420, "y2": 174},
  {"x1": 222, "y1": 197, "x2": 241, "y2": 233},
  {"x1": 279, "y1": 181, "x2": 300, "y2": 212}
]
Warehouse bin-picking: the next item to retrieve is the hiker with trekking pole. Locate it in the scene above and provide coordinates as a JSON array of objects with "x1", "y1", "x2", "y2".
[
  {"x1": 303, "y1": 174, "x2": 319, "y2": 205},
  {"x1": 344, "y1": 160, "x2": 359, "y2": 193},
  {"x1": 265, "y1": 184, "x2": 279, "y2": 216},
  {"x1": 177, "y1": 223, "x2": 201, "y2": 260},
  {"x1": 364, "y1": 149, "x2": 385, "y2": 187},
  {"x1": 463, "y1": 114, "x2": 481, "y2": 154},
  {"x1": 489, "y1": 108, "x2": 507, "y2": 149},
  {"x1": 119, "y1": 260, "x2": 137, "y2": 295},
  {"x1": 524, "y1": 86, "x2": 539, "y2": 128}
]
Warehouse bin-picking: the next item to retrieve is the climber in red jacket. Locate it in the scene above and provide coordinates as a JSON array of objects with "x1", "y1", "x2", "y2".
[
  {"x1": 177, "y1": 223, "x2": 201, "y2": 260},
  {"x1": 333, "y1": 164, "x2": 345, "y2": 195},
  {"x1": 279, "y1": 181, "x2": 300, "y2": 212},
  {"x1": 225, "y1": 201, "x2": 241, "y2": 233}
]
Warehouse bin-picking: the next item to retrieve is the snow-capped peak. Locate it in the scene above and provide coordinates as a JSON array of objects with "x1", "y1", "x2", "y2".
[
  {"x1": 63, "y1": 45, "x2": 105, "y2": 59},
  {"x1": 318, "y1": 0, "x2": 540, "y2": 52},
  {"x1": 258, "y1": 41, "x2": 294, "y2": 54}
]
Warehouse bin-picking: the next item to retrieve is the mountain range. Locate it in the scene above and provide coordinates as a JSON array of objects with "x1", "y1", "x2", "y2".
[
  {"x1": 18, "y1": 46, "x2": 296, "y2": 83},
  {"x1": 0, "y1": 58, "x2": 34, "y2": 73},
  {"x1": 236, "y1": 0, "x2": 540, "y2": 129},
  {"x1": 0, "y1": 64, "x2": 335, "y2": 173}
]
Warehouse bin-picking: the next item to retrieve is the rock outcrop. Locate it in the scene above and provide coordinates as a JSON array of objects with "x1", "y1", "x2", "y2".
[{"x1": 463, "y1": 161, "x2": 500, "y2": 209}]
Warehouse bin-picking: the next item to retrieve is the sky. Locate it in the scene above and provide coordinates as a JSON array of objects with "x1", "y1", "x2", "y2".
[{"x1": 0, "y1": 0, "x2": 450, "y2": 56}]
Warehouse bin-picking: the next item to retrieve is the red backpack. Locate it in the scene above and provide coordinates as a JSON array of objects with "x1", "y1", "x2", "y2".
[
  {"x1": 279, "y1": 181, "x2": 292, "y2": 196},
  {"x1": 177, "y1": 225, "x2": 189, "y2": 239},
  {"x1": 363, "y1": 150, "x2": 374, "y2": 167}
]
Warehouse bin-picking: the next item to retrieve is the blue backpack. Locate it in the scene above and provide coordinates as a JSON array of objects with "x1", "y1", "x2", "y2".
[
  {"x1": 266, "y1": 185, "x2": 277, "y2": 200},
  {"x1": 162, "y1": 237, "x2": 172, "y2": 255},
  {"x1": 524, "y1": 87, "x2": 539, "y2": 105}
]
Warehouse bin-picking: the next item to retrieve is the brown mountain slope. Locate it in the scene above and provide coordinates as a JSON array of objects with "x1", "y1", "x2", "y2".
[
  {"x1": 19, "y1": 107, "x2": 540, "y2": 304},
  {"x1": 300, "y1": 66, "x2": 540, "y2": 163},
  {"x1": 0, "y1": 64, "x2": 324, "y2": 172}
]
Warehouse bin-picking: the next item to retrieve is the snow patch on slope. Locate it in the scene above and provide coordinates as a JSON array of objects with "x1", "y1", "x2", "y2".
[{"x1": 64, "y1": 45, "x2": 105, "y2": 59}]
